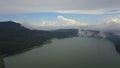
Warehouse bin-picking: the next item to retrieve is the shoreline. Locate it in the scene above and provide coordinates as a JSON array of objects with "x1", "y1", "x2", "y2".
[{"x1": 0, "y1": 55, "x2": 4, "y2": 68}]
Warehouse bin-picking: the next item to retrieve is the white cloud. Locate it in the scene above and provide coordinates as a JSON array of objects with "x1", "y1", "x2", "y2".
[
  {"x1": 57, "y1": 16, "x2": 88, "y2": 26},
  {"x1": 21, "y1": 21, "x2": 57, "y2": 30},
  {"x1": 14, "y1": 15, "x2": 120, "y2": 31},
  {"x1": 54, "y1": 9, "x2": 108, "y2": 14},
  {"x1": 86, "y1": 17, "x2": 120, "y2": 30},
  {"x1": 107, "y1": 18, "x2": 120, "y2": 24},
  {"x1": 20, "y1": 16, "x2": 88, "y2": 30}
]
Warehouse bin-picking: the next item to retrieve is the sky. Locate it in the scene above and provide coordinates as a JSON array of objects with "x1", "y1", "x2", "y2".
[{"x1": 0, "y1": 0, "x2": 120, "y2": 30}]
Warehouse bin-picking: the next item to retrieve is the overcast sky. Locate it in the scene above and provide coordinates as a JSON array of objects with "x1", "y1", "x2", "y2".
[
  {"x1": 0, "y1": 0, "x2": 120, "y2": 30},
  {"x1": 0, "y1": 0, "x2": 120, "y2": 14}
]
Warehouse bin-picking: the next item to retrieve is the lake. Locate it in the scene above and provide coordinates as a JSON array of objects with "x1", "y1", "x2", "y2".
[{"x1": 4, "y1": 37, "x2": 120, "y2": 68}]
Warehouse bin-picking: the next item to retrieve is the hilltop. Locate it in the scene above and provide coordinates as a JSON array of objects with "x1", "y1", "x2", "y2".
[{"x1": 0, "y1": 21, "x2": 78, "y2": 55}]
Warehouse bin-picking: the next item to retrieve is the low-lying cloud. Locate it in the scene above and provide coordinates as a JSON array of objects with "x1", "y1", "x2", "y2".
[
  {"x1": 15, "y1": 15, "x2": 120, "y2": 31},
  {"x1": 86, "y1": 17, "x2": 120, "y2": 31},
  {"x1": 21, "y1": 16, "x2": 88, "y2": 30},
  {"x1": 57, "y1": 16, "x2": 87, "y2": 26}
]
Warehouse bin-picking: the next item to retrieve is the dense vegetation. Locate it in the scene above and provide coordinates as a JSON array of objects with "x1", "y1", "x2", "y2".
[
  {"x1": 105, "y1": 32, "x2": 120, "y2": 54},
  {"x1": 0, "y1": 21, "x2": 78, "y2": 56}
]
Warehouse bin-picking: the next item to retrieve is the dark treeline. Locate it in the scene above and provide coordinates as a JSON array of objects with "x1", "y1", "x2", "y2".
[
  {"x1": 105, "y1": 32, "x2": 120, "y2": 54},
  {"x1": 0, "y1": 21, "x2": 78, "y2": 56}
]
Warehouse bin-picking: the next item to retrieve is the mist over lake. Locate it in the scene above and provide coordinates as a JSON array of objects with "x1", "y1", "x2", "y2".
[{"x1": 4, "y1": 37, "x2": 120, "y2": 68}]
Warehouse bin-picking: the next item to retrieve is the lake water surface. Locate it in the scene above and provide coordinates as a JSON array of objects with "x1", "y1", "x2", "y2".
[{"x1": 4, "y1": 37, "x2": 120, "y2": 68}]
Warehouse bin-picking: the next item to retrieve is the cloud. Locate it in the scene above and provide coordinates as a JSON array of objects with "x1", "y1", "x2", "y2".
[
  {"x1": 86, "y1": 17, "x2": 120, "y2": 30},
  {"x1": 20, "y1": 16, "x2": 88, "y2": 30},
  {"x1": 104, "y1": 9, "x2": 120, "y2": 14},
  {"x1": 57, "y1": 16, "x2": 88, "y2": 26},
  {"x1": 20, "y1": 21, "x2": 57, "y2": 30},
  {"x1": 53, "y1": 9, "x2": 109, "y2": 14},
  {"x1": 0, "y1": 0, "x2": 120, "y2": 14},
  {"x1": 107, "y1": 18, "x2": 120, "y2": 24}
]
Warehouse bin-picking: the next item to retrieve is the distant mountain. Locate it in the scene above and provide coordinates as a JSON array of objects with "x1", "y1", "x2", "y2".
[
  {"x1": 0, "y1": 21, "x2": 78, "y2": 55},
  {"x1": 0, "y1": 21, "x2": 29, "y2": 32}
]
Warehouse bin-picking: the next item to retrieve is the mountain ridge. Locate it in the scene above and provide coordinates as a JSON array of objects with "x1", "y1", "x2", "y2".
[{"x1": 0, "y1": 21, "x2": 78, "y2": 56}]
